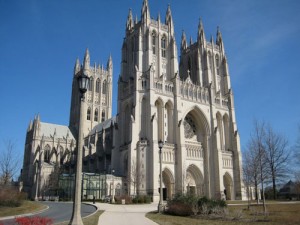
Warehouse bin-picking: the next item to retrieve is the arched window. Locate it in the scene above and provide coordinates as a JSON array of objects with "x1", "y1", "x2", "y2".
[
  {"x1": 152, "y1": 32, "x2": 156, "y2": 55},
  {"x1": 161, "y1": 37, "x2": 166, "y2": 58},
  {"x1": 96, "y1": 79, "x2": 100, "y2": 93},
  {"x1": 44, "y1": 145, "x2": 51, "y2": 163},
  {"x1": 89, "y1": 78, "x2": 94, "y2": 91},
  {"x1": 87, "y1": 107, "x2": 91, "y2": 120},
  {"x1": 94, "y1": 108, "x2": 98, "y2": 122},
  {"x1": 102, "y1": 80, "x2": 107, "y2": 94},
  {"x1": 101, "y1": 110, "x2": 105, "y2": 122}
]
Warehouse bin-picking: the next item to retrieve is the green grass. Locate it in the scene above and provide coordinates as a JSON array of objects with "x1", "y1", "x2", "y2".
[
  {"x1": 56, "y1": 210, "x2": 104, "y2": 225},
  {"x1": 146, "y1": 202, "x2": 300, "y2": 225},
  {"x1": 0, "y1": 201, "x2": 47, "y2": 217}
]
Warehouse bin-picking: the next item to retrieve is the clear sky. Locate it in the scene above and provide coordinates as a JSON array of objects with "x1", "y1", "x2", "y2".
[{"x1": 1, "y1": 0, "x2": 300, "y2": 176}]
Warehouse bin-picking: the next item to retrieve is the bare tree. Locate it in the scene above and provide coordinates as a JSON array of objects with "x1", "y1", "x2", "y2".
[
  {"x1": 243, "y1": 147, "x2": 261, "y2": 205},
  {"x1": 128, "y1": 159, "x2": 144, "y2": 196},
  {"x1": 0, "y1": 140, "x2": 21, "y2": 185},
  {"x1": 47, "y1": 163, "x2": 62, "y2": 195},
  {"x1": 293, "y1": 125, "x2": 300, "y2": 199},
  {"x1": 247, "y1": 120, "x2": 268, "y2": 214},
  {"x1": 293, "y1": 125, "x2": 300, "y2": 166},
  {"x1": 264, "y1": 124, "x2": 290, "y2": 199}
]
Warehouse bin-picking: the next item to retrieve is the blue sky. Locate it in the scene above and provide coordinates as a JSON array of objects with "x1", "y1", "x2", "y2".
[{"x1": 1, "y1": 0, "x2": 300, "y2": 175}]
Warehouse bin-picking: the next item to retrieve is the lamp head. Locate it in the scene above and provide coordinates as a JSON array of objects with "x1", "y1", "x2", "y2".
[
  {"x1": 158, "y1": 140, "x2": 164, "y2": 149},
  {"x1": 78, "y1": 72, "x2": 90, "y2": 94}
]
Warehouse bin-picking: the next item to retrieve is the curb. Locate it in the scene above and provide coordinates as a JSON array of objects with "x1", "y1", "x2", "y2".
[{"x1": 0, "y1": 205, "x2": 49, "y2": 221}]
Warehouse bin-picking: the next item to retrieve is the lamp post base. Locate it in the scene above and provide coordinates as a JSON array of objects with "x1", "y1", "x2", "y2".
[
  {"x1": 69, "y1": 215, "x2": 83, "y2": 225},
  {"x1": 158, "y1": 203, "x2": 164, "y2": 213}
]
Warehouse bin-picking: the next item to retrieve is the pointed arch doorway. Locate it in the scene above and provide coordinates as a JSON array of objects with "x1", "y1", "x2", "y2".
[
  {"x1": 186, "y1": 164, "x2": 204, "y2": 196},
  {"x1": 162, "y1": 168, "x2": 175, "y2": 200}
]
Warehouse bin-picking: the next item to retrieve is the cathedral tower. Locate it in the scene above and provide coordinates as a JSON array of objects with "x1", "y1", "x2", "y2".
[
  {"x1": 69, "y1": 49, "x2": 113, "y2": 138},
  {"x1": 113, "y1": 0, "x2": 244, "y2": 201}
]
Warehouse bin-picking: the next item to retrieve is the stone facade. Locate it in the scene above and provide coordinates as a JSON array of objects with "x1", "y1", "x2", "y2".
[
  {"x1": 21, "y1": 0, "x2": 245, "y2": 201},
  {"x1": 21, "y1": 115, "x2": 76, "y2": 199}
]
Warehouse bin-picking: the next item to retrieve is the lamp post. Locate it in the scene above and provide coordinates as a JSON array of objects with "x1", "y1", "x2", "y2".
[
  {"x1": 111, "y1": 169, "x2": 115, "y2": 203},
  {"x1": 69, "y1": 72, "x2": 90, "y2": 225},
  {"x1": 34, "y1": 160, "x2": 39, "y2": 201},
  {"x1": 158, "y1": 140, "x2": 164, "y2": 213}
]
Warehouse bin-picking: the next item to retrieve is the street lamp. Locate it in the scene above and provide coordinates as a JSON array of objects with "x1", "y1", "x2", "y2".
[
  {"x1": 158, "y1": 140, "x2": 164, "y2": 213},
  {"x1": 69, "y1": 72, "x2": 90, "y2": 225},
  {"x1": 111, "y1": 169, "x2": 115, "y2": 203}
]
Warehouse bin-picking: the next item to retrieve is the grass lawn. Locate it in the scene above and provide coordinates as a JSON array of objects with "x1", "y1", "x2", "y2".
[
  {"x1": 0, "y1": 201, "x2": 47, "y2": 217},
  {"x1": 56, "y1": 210, "x2": 104, "y2": 225},
  {"x1": 146, "y1": 202, "x2": 300, "y2": 225}
]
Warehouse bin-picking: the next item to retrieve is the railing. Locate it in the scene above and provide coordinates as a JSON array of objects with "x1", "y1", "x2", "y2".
[
  {"x1": 185, "y1": 141, "x2": 203, "y2": 159},
  {"x1": 180, "y1": 82, "x2": 209, "y2": 104},
  {"x1": 214, "y1": 98, "x2": 229, "y2": 108},
  {"x1": 222, "y1": 151, "x2": 233, "y2": 168},
  {"x1": 162, "y1": 142, "x2": 175, "y2": 163}
]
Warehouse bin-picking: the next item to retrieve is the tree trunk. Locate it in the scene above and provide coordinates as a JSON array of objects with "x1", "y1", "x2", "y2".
[{"x1": 272, "y1": 174, "x2": 277, "y2": 200}]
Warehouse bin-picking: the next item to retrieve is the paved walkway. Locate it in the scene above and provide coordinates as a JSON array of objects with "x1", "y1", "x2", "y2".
[{"x1": 96, "y1": 203, "x2": 158, "y2": 225}]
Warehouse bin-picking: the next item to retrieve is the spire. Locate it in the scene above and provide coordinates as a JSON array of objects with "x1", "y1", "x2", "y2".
[
  {"x1": 126, "y1": 8, "x2": 133, "y2": 30},
  {"x1": 181, "y1": 30, "x2": 187, "y2": 52},
  {"x1": 216, "y1": 26, "x2": 225, "y2": 54},
  {"x1": 197, "y1": 18, "x2": 206, "y2": 44},
  {"x1": 83, "y1": 48, "x2": 90, "y2": 71},
  {"x1": 74, "y1": 57, "x2": 80, "y2": 74},
  {"x1": 190, "y1": 36, "x2": 193, "y2": 46},
  {"x1": 165, "y1": 4, "x2": 174, "y2": 34},
  {"x1": 157, "y1": 12, "x2": 161, "y2": 22},
  {"x1": 141, "y1": 0, "x2": 150, "y2": 24},
  {"x1": 216, "y1": 26, "x2": 222, "y2": 45},
  {"x1": 107, "y1": 54, "x2": 113, "y2": 74},
  {"x1": 27, "y1": 120, "x2": 33, "y2": 132}
]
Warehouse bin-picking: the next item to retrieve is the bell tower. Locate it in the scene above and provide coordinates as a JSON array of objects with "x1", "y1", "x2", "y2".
[{"x1": 69, "y1": 49, "x2": 113, "y2": 138}]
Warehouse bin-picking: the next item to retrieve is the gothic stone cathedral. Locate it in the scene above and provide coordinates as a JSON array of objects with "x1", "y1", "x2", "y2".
[{"x1": 21, "y1": 0, "x2": 245, "y2": 201}]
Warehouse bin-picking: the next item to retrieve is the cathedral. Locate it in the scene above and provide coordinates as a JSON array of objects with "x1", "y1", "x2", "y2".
[{"x1": 21, "y1": 0, "x2": 245, "y2": 201}]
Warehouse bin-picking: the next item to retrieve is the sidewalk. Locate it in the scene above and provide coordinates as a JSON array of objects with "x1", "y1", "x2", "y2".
[{"x1": 96, "y1": 203, "x2": 158, "y2": 225}]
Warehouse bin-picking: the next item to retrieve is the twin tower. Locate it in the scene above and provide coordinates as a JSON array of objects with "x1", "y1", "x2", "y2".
[{"x1": 71, "y1": 0, "x2": 244, "y2": 201}]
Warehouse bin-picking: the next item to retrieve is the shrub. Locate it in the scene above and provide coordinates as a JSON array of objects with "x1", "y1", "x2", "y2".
[
  {"x1": 166, "y1": 194, "x2": 227, "y2": 216},
  {"x1": 167, "y1": 193, "x2": 198, "y2": 216},
  {"x1": 15, "y1": 216, "x2": 53, "y2": 225},
  {"x1": 198, "y1": 197, "x2": 227, "y2": 214},
  {"x1": 132, "y1": 195, "x2": 151, "y2": 204},
  {"x1": 114, "y1": 195, "x2": 132, "y2": 204},
  {"x1": 0, "y1": 187, "x2": 27, "y2": 207}
]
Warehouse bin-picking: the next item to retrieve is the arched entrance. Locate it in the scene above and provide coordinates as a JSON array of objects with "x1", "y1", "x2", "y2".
[
  {"x1": 162, "y1": 168, "x2": 175, "y2": 200},
  {"x1": 223, "y1": 172, "x2": 233, "y2": 200},
  {"x1": 186, "y1": 164, "x2": 204, "y2": 196}
]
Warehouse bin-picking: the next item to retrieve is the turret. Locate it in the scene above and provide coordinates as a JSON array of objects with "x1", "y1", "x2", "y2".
[
  {"x1": 180, "y1": 30, "x2": 187, "y2": 52},
  {"x1": 126, "y1": 9, "x2": 133, "y2": 31},
  {"x1": 83, "y1": 48, "x2": 90, "y2": 72},
  {"x1": 141, "y1": 0, "x2": 150, "y2": 25},
  {"x1": 165, "y1": 4, "x2": 174, "y2": 35}
]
